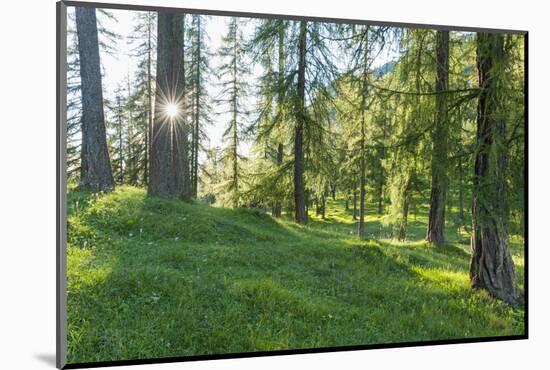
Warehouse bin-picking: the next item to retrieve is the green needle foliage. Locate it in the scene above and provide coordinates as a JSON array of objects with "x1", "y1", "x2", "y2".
[{"x1": 65, "y1": 11, "x2": 525, "y2": 360}]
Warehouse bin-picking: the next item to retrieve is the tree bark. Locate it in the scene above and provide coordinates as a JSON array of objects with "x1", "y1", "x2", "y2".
[
  {"x1": 126, "y1": 74, "x2": 135, "y2": 184},
  {"x1": 396, "y1": 174, "x2": 412, "y2": 241},
  {"x1": 271, "y1": 143, "x2": 284, "y2": 217},
  {"x1": 321, "y1": 192, "x2": 326, "y2": 219},
  {"x1": 148, "y1": 12, "x2": 190, "y2": 198},
  {"x1": 75, "y1": 7, "x2": 114, "y2": 191},
  {"x1": 357, "y1": 35, "x2": 369, "y2": 239},
  {"x1": 192, "y1": 17, "x2": 201, "y2": 198},
  {"x1": 272, "y1": 22, "x2": 285, "y2": 218},
  {"x1": 427, "y1": 30, "x2": 450, "y2": 244},
  {"x1": 470, "y1": 33, "x2": 517, "y2": 305},
  {"x1": 231, "y1": 23, "x2": 239, "y2": 208},
  {"x1": 116, "y1": 95, "x2": 123, "y2": 184},
  {"x1": 144, "y1": 12, "x2": 153, "y2": 187},
  {"x1": 377, "y1": 180, "x2": 383, "y2": 215},
  {"x1": 458, "y1": 153, "x2": 464, "y2": 226},
  {"x1": 353, "y1": 177, "x2": 358, "y2": 220},
  {"x1": 293, "y1": 21, "x2": 307, "y2": 224}
]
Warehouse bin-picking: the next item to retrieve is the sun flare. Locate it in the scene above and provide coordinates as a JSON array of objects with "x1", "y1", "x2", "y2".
[{"x1": 165, "y1": 103, "x2": 179, "y2": 119}]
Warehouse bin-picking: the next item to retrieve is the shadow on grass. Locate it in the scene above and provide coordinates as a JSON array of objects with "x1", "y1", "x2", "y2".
[{"x1": 66, "y1": 187, "x2": 525, "y2": 364}]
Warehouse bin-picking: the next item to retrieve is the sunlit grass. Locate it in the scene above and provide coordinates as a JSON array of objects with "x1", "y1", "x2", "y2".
[{"x1": 66, "y1": 186, "x2": 525, "y2": 364}]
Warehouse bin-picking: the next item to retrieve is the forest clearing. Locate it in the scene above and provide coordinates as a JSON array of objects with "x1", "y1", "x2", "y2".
[
  {"x1": 66, "y1": 186, "x2": 524, "y2": 363},
  {"x1": 64, "y1": 4, "x2": 526, "y2": 364}
]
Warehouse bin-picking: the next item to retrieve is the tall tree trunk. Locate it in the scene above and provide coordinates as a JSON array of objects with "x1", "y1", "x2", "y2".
[
  {"x1": 315, "y1": 198, "x2": 321, "y2": 216},
  {"x1": 144, "y1": 12, "x2": 153, "y2": 187},
  {"x1": 358, "y1": 36, "x2": 369, "y2": 239},
  {"x1": 149, "y1": 12, "x2": 189, "y2": 198},
  {"x1": 321, "y1": 192, "x2": 326, "y2": 219},
  {"x1": 353, "y1": 177, "x2": 358, "y2": 220},
  {"x1": 231, "y1": 25, "x2": 239, "y2": 208},
  {"x1": 397, "y1": 175, "x2": 412, "y2": 241},
  {"x1": 293, "y1": 21, "x2": 307, "y2": 224},
  {"x1": 470, "y1": 33, "x2": 517, "y2": 305},
  {"x1": 358, "y1": 112, "x2": 366, "y2": 238},
  {"x1": 427, "y1": 30, "x2": 450, "y2": 244},
  {"x1": 458, "y1": 153, "x2": 464, "y2": 226},
  {"x1": 377, "y1": 180, "x2": 383, "y2": 215},
  {"x1": 304, "y1": 189, "x2": 310, "y2": 223},
  {"x1": 75, "y1": 7, "x2": 114, "y2": 191},
  {"x1": 116, "y1": 95, "x2": 123, "y2": 184},
  {"x1": 272, "y1": 143, "x2": 284, "y2": 217},
  {"x1": 272, "y1": 21, "x2": 286, "y2": 218},
  {"x1": 377, "y1": 117, "x2": 387, "y2": 215},
  {"x1": 127, "y1": 74, "x2": 135, "y2": 184},
  {"x1": 192, "y1": 17, "x2": 201, "y2": 198}
]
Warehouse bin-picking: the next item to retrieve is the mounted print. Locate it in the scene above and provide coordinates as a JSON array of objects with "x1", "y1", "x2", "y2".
[{"x1": 56, "y1": 1, "x2": 527, "y2": 368}]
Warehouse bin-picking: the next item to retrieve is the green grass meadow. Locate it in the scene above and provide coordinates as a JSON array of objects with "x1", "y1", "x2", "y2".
[{"x1": 66, "y1": 186, "x2": 525, "y2": 364}]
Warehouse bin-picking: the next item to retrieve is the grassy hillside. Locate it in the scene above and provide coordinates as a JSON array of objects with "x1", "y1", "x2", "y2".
[{"x1": 66, "y1": 186, "x2": 525, "y2": 364}]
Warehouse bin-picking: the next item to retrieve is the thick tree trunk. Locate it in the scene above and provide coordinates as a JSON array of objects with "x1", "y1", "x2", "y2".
[
  {"x1": 293, "y1": 21, "x2": 307, "y2": 224},
  {"x1": 148, "y1": 12, "x2": 189, "y2": 198},
  {"x1": 75, "y1": 7, "x2": 114, "y2": 191},
  {"x1": 427, "y1": 30, "x2": 450, "y2": 244},
  {"x1": 470, "y1": 33, "x2": 517, "y2": 305}
]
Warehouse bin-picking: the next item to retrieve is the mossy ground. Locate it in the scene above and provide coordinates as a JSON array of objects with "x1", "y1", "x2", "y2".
[{"x1": 66, "y1": 186, "x2": 525, "y2": 364}]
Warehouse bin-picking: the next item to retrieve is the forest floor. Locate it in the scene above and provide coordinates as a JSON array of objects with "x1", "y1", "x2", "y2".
[{"x1": 66, "y1": 186, "x2": 525, "y2": 364}]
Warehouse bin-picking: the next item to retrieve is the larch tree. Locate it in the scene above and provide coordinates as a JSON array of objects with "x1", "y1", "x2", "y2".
[
  {"x1": 386, "y1": 29, "x2": 433, "y2": 241},
  {"x1": 66, "y1": 10, "x2": 83, "y2": 181},
  {"x1": 187, "y1": 14, "x2": 213, "y2": 199},
  {"x1": 107, "y1": 84, "x2": 127, "y2": 184},
  {"x1": 247, "y1": 20, "x2": 336, "y2": 223},
  {"x1": 273, "y1": 21, "x2": 287, "y2": 217},
  {"x1": 293, "y1": 20, "x2": 308, "y2": 223},
  {"x1": 469, "y1": 32, "x2": 517, "y2": 305},
  {"x1": 148, "y1": 12, "x2": 190, "y2": 198},
  {"x1": 339, "y1": 25, "x2": 391, "y2": 238},
  {"x1": 353, "y1": 25, "x2": 371, "y2": 238},
  {"x1": 217, "y1": 18, "x2": 249, "y2": 208},
  {"x1": 426, "y1": 30, "x2": 450, "y2": 244},
  {"x1": 128, "y1": 10, "x2": 157, "y2": 186},
  {"x1": 75, "y1": 6, "x2": 114, "y2": 191},
  {"x1": 248, "y1": 19, "x2": 291, "y2": 217}
]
